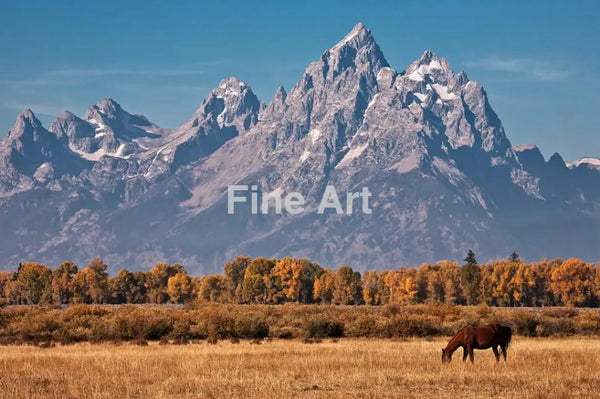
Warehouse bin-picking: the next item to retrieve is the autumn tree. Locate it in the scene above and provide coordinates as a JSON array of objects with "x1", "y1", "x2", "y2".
[
  {"x1": 362, "y1": 270, "x2": 380, "y2": 305},
  {"x1": 71, "y1": 271, "x2": 89, "y2": 303},
  {"x1": 296, "y1": 259, "x2": 323, "y2": 304},
  {"x1": 437, "y1": 261, "x2": 462, "y2": 305},
  {"x1": 513, "y1": 263, "x2": 535, "y2": 306},
  {"x1": 223, "y1": 256, "x2": 251, "y2": 303},
  {"x1": 314, "y1": 269, "x2": 335, "y2": 304},
  {"x1": 199, "y1": 274, "x2": 227, "y2": 302},
  {"x1": 490, "y1": 262, "x2": 517, "y2": 306},
  {"x1": 270, "y1": 258, "x2": 322, "y2": 303},
  {"x1": 52, "y1": 261, "x2": 78, "y2": 304},
  {"x1": 530, "y1": 259, "x2": 558, "y2": 306},
  {"x1": 271, "y1": 258, "x2": 303, "y2": 303},
  {"x1": 479, "y1": 264, "x2": 495, "y2": 305},
  {"x1": 444, "y1": 279, "x2": 459, "y2": 305},
  {"x1": 146, "y1": 263, "x2": 185, "y2": 304},
  {"x1": 332, "y1": 266, "x2": 362, "y2": 305},
  {"x1": 241, "y1": 258, "x2": 276, "y2": 303},
  {"x1": 241, "y1": 275, "x2": 267, "y2": 303},
  {"x1": 131, "y1": 271, "x2": 149, "y2": 303},
  {"x1": 110, "y1": 269, "x2": 138, "y2": 303},
  {"x1": 595, "y1": 267, "x2": 600, "y2": 303},
  {"x1": 17, "y1": 262, "x2": 52, "y2": 304},
  {"x1": 460, "y1": 250, "x2": 481, "y2": 305},
  {"x1": 551, "y1": 258, "x2": 595, "y2": 306},
  {"x1": 0, "y1": 271, "x2": 19, "y2": 305},
  {"x1": 415, "y1": 264, "x2": 435, "y2": 303},
  {"x1": 167, "y1": 271, "x2": 193, "y2": 303},
  {"x1": 383, "y1": 270, "x2": 418, "y2": 304},
  {"x1": 426, "y1": 268, "x2": 445, "y2": 303},
  {"x1": 80, "y1": 258, "x2": 110, "y2": 304},
  {"x1": 190, "y1": 276, "x2": 203, "y2": 300}
]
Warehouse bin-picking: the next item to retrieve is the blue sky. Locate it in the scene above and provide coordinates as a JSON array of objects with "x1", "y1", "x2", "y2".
[{"x1": 0, "y1": 0, "x2": 598, "y2": 161}]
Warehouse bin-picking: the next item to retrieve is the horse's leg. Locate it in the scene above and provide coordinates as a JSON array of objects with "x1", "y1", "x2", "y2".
[
  {"x1": 468, "y1": 346, "x2": 474, "y2": 363},
  {"x1": 492, "y1": 346, "x2": 500, "y2": 362},
  {"x1": 462, "y1": 347, "x2": 468, "y2": 362},
  {"x1": 500, "y1": 344, "x2": 507, "y2": 361}
]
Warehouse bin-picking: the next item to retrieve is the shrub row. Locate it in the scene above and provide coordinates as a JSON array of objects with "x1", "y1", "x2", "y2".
[{"x1": 0, "y1": 304, "x2": 599, "y2": 345}]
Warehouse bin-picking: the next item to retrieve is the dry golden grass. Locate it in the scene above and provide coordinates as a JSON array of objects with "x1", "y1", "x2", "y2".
[{"x1": 0, "y1": 338, "x2": 599, "y2": 398}]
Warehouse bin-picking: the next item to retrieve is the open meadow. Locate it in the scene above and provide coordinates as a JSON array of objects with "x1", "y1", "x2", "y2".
[{"x1": 0, "y1": 338, "x2": 599, "y2": 399}]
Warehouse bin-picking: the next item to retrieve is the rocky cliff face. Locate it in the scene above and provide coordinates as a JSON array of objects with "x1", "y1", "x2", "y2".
[{"x1": 0, "y1": 23, "x2": 598, "y2": 273}]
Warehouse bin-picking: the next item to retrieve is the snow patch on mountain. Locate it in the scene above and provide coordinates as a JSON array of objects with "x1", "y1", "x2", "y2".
[
  {"x1": 567, "y1": 157, "x2": 600, "y2": 169},
  {"x1": 337, "y1": 143, "x2": 368, "y2": 167},
  {"x1": 389, "y1": 153, "x2": 420, "y2": 174},
  {"x1": 413, "y1": 92, "x2": 428, "y2": 102},
  {"x1": 407, "y1": 59, "x2": 443, "y2": 81},
  {"x1": 513, "y1": 144, "x2": 538, "y2": 152},
  {"x1": 308, "y1": 129, "x2": 322, "y2": 144},
  {"x1": 300, "y1": 149, "x2": 311, "y2": 163},
  {"x1": 430, "y1": 83, "x2": 457, "y2": 101}
]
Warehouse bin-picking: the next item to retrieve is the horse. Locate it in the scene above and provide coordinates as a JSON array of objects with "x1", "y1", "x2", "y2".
[{"x1": 441, "y1": 324, "x2": 512, "y2": 363}]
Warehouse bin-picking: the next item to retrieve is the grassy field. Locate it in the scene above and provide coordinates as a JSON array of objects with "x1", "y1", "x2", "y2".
[{"x1": 0, "y1": 338, "x2": 599, "y2": 398}]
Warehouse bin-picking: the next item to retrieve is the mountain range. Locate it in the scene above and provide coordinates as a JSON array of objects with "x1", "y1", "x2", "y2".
[{"x1": 1, "y1": 23, "x2": 599, "y2": 274}]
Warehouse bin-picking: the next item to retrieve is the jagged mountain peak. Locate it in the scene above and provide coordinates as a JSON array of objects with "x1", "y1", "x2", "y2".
[
  {"x1": 548, "y1": 152, "x2": 567, "y2": 170},
  {"x1": 404, "y1": 50, "x2": 454, "y2": 83},
  {"x1": 48, "y1": 98, "x2": 164, "y2": 159},
  {"x1": 82, "y1": 98, "x2": 158, "y2": 131},
  {"x1": 82, "y1": 97, "x2": 159, "y2": 131},
  {"x1": 322, "y1": 22, "x2": 389, "y2": 74},
  {"x1": 213, "y1": 77, "x2": 252, "y2": 98},
  {"x1": 186, "y1": 77, "x2": 260, "y2": 131},
  {"x1": 275, "y1": 84, "x2": 286, "y2": 97},
  {"x1": 0, "y1": 107, "x2": 91, "y2": 181},
  {"x1": 416, "y1": 49, "x2": 445, "y2": 65},
  {"x1": 56, "y1": 110, "x2": 77, "y2": 119},
  {"x1": 15, "y1": 108, "x2": 41, "y2": 126},
  {"x1": 514, "y1": 144, "x2": 546, "y2": 175},
  {"x1": 267, "y1": 23, "x2": 389, "y2": 151},
  {"x1": 391, "y1": 49, "x2": 514, "y2": 157},
  {"x1": 162, "y1": 77, "x2": 262, "y2": 169},
  {"x1": 5, "y1": 109, "x2": 45, "y2": 143},
  {"x1": 330, "y1": 22, "x2": 372, "y2": 50},
  {"x1": 265, "y1": 85, "x2": 287, "y2": 114},
  {"x1": 18, "y1": 108, "x2": 37, "y2": 121},
  {"x1": 84, "y1": 98, "x2": 123, "y2": 120},
  {"x1": 202, "y1": 77, "x2": 258, "y2": 111},
  {"x1": 48, "y1": 109, "x2": 95, "y2": 143}
]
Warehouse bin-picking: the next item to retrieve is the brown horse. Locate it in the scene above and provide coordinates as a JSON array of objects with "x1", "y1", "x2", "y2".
[{"x1": 441, "y1": 324, "x2": 512, "y2": 363}]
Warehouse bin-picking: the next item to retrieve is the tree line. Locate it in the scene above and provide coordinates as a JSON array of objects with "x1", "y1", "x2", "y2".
[{"x1": 0, "y1": 252, "x2": 599, "y2": 307}]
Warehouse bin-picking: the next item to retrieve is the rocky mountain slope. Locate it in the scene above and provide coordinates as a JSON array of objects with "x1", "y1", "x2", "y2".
[{"x1": 1, "y1": 23, "x2": 599, "y2": 273}]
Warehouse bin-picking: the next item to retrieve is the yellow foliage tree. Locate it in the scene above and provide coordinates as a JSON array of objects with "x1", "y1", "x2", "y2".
[
  {"x1": 272, "y1": 258, "x2": 303, "y2": 302},
  {"x1": 314, "y1": 269, "x2": 335, "y2": 304},
  {"x1": 168, "y1": 272, "x2": 193, "y2": 303},
  {"x1": 383, "y1": 269, "x2": 418, "y2": 304},
  {"x1": 551, "y1": 258, "x2": 595, "y2": 306},
  {"x1": 17, "y1": 262, "x2": 52, "y2": 304},
  {"x1": 362, "y1": 270, "x2": 380, "y2": 305},
  {"x1": 198, "y1": 274, "x2": 226, "y2": 303}
]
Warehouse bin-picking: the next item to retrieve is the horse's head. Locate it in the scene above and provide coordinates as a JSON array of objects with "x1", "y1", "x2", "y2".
[{"x1": 441, "y1": 347, "x2": 452, "y2": 363}]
